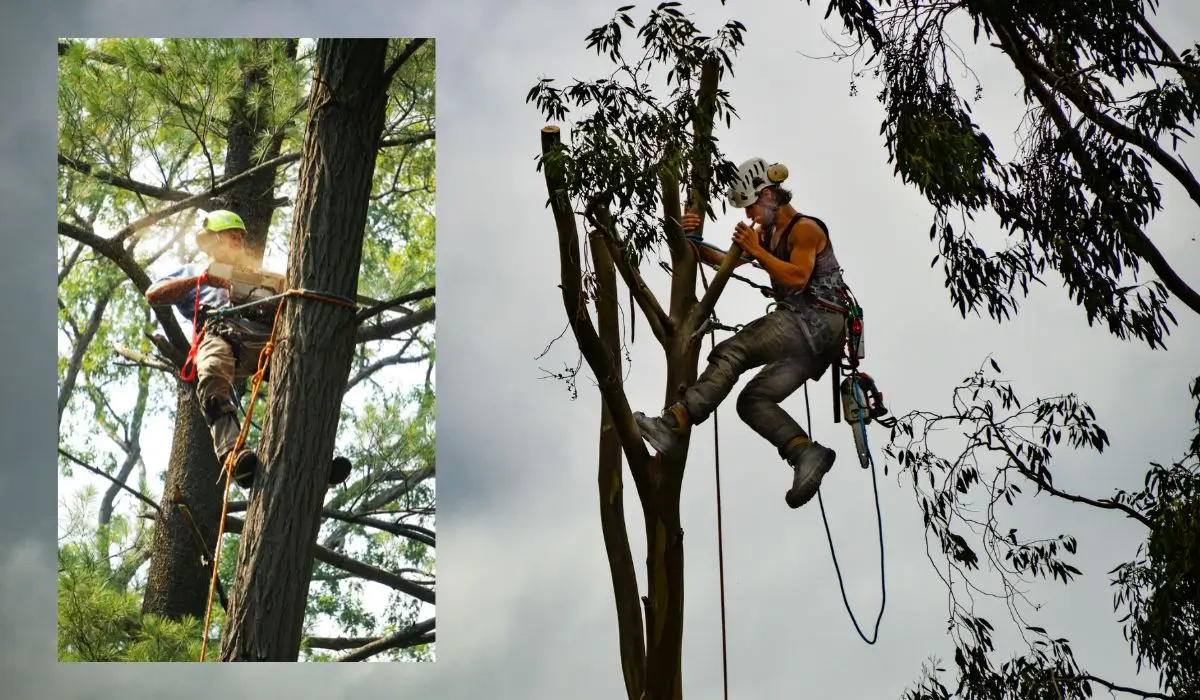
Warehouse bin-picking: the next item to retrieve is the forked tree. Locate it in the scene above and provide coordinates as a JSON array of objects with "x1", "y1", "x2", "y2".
[
  {"x1": 531, "y1": 7, "x2": 753, "y2": 699},
  {"x1": 532, "y1": 1, "x2": 1199, "y2": 699}
]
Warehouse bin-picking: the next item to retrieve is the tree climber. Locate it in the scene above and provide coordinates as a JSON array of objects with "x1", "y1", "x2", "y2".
[
  {"x1": 633, "y1": 158, "x2": 850, "y2": 509},
  {"x1": 145, "y1": 209, "x2": 352, "y2": 489}
]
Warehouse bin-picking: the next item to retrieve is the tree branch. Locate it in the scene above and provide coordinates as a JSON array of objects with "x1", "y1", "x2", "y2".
[
  {"x1": 590, "y1": 222, "x2": 648, "y2": 700},
  {"x1": 58, "y1": 241, "x2": 85, "y2": 284},
  {"x1": 224, "y1": 499, "x2": 437, "y2": 549},
  {"x1": 541, "y1": 125, "x2": 652, "y2": 475},
  {"x1": 344, "y1": 349, "x2": 429, "y2": 394},
  {"x1": 379, "y1": 130, "x2": 436, "y2": 149},
  {"x1": 684, "y1": 57, "x2": 739, "y2": 334},
  {"x1": 336, "y1": 617, "x2": 435, "y2": 662},
  {"x1": 1135, "y1": 12, "x2": 1200, "y2": 97},
  {"x1": 110, "y1": 149, "x2": 303, "y2": 246},
  {"x1": 97, "y1": 368, "x2": 149, "y2": 528},
  {"x1": 382, "y1": 39, "x2": 428, "y2": 86},
  {"x1": 355, "y1": 285, "x2": 434, "y2": 324},
  {"x1": 1006, "y1": 23, "x2": 1200, "y2": 212},
  {"x1": 994, "y1": 20, "x2": 1200, "y2": 318},
  {"x1": 1078, "y1": 673, "x2": 1173, "y2": 699},
  {"x1": 355, "y1": 304, "x2": 435, "y2": 343},
  {"x1": 59, "y1": 153, "x2": 194, "y2": 202},
  {"x1": 586, "y1": 202, "x2": 671, "y2": 344},
  {"x1": 58, "y1": 281, "x2": 115, "y2": 426},
  {"x1": 983, "y1": 423, "x2": 1156, "y2": 529},
  {"x1": 223, "y1": 515, "x2": 435, "y2": 604},
  {"x1": 114, "y1": 345, "x2": 176, "y2": 374},
  {"x1": 56, "y1": 220, "x2": 191, "y2": 358},
  {"x1": 58, "y1": 448, "x2": 161, "y2": 516}
]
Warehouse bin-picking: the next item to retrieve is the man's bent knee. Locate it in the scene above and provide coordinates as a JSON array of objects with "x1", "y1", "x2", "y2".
[
  {"x1": 735, "y1": 387, "x2": 771, "y2": 423},
  {"x1": 707, "y1": 337, "x2": 750, "y2": 373}
]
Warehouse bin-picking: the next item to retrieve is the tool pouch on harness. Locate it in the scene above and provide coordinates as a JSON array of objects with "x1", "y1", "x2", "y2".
[{"x1": 203, "y1": 306, "x2": 275, "y2": 380}]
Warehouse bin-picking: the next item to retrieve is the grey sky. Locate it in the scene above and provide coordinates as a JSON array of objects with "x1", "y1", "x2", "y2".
[{"x1": 4, "y1": 0, "x2": 1199, "y2": 698}]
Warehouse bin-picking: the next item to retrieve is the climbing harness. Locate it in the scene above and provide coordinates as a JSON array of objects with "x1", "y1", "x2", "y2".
[{"x1": 188, "y1": 273, "x2": 359, "y2": 661}]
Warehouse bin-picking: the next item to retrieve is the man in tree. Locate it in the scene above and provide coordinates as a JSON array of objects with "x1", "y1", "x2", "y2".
[
  {"x1": 145, "y1": 209, "x2": 352, "y2": 489},
  {"x1": 633, "y1": 158, "x2": 850, "y2": 509}
]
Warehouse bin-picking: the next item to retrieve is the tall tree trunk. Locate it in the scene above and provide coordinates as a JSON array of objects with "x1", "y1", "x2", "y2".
[
  {"x1": 141, "y1": 387, "x2": 225, "y2": 619},
  {"x1": 141, "y1": 39, "x2": 292, "y2": 625},
  {"x1": 219, "y1": 38, "x2": 390, "y2": 662}
]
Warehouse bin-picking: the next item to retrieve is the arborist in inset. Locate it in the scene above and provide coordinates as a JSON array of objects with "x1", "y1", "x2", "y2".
[
  {"x1": 145, "y1": 209, "x2": 352, "y2": 489},
  {"x1": 634, "y1": 158, "x2": 851, "y2": 509}
]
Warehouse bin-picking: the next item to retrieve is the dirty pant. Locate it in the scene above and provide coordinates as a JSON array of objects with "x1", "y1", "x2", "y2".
[
  {"x1": 194, "y1": 327, "x2": 269, "y2": 461},
  {"x1": 680, "y1": 305, "x2": 846, "y2": 459}
]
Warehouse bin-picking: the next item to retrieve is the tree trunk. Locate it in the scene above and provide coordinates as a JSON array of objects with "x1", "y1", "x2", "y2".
[
  {"x1": 140, "y1": 40, "x2": 288, "y2": 626},
  {"x1": 219, "y1": 38, "x2": 390, "y2": 662},
  {"x1": 141, "y1": 387, "x2": 226, "y2": 620}
]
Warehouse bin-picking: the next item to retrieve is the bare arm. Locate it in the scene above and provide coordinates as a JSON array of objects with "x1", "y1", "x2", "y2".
[
  {"x1": 682, "y1": 211, "x2": 751, "y2": 268},
  {"x1": 145, "y1": 274, "x2": 229, "y2": 306},
  {"x1": 737, "y1": 219, "x2": 823, "y2": 290}
]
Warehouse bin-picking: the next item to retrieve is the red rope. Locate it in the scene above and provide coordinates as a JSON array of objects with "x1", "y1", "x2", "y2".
[{"x1": 178, "y1": 272, "x2": 209, "y2": 382}]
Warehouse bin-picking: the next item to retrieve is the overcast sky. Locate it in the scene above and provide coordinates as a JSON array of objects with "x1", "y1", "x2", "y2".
[{"x1": 5, "y1": 0, "x2": 1200, "y2": 698}]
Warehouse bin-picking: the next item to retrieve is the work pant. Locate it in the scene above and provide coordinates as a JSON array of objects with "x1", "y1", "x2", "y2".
[
  {"x1": 680, "y1": 303, "x2": 846, "y2": 459},
  {"x1": 194, "y1": 321, "x2": 270, "y2": 461}
]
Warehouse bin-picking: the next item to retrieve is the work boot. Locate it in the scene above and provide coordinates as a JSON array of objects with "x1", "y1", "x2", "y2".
[
  {"x1": 329, "y1": 456, "x2": 352, "y2": 486},
  {"x1": 633, "y1": 403, "x2": 688, "y2": 455},
  {"x1": 222, "y1": 449, "x2": 259, "y2": 489},
  {"x1": 784, "y1": 442, "x2": 836, "y2": 509},
  {"x1": 226, "y1": 453, "x2": 352, "y2": 489}
]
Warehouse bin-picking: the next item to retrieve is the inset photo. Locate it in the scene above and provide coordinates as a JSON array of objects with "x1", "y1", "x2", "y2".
[{"x1": 56, "y1": 37, "x2": 435, "y2": 663}]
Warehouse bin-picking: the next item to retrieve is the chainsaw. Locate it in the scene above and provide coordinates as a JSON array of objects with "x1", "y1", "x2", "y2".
[
  {"x1": 831, "y1": 296, "x2": 896, "y2": 469},
  {"x1": 207, "y1": 262, "x2": 385, "y2": 308}
]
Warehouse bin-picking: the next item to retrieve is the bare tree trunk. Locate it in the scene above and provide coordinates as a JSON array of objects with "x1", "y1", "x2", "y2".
[
  {"x1": 219, "y1": 38, "x2": 390, "y2": 662},
  {"x1": 539, "y1": 54, "x2": 727, "y2": 700}
]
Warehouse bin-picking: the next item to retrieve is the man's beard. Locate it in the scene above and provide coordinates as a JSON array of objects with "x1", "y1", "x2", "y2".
[{"x1": 758, "y1": 204, "x2": 779, "y2": 245}]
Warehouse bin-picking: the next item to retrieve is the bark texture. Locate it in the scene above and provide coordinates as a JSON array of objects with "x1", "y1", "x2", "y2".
[
  {"x1": 141, "y1": 387, "x2": 225, "y2": 620},
  {"x1": 219, "y1": 38, "x2": 390, "y2": 662}
]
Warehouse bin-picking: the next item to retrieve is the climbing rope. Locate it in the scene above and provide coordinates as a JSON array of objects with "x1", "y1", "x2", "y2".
[
  {"x1": 807, "y1": 378, "x2": 888, "y2": 644},
  {"x1": 192, "y1": 276, "x2": 358, "y2": 661},
  {"x1": 692, "y1": 247, "x2": 885, "y2": 665},
  {"x1": 695, "y1": 259, "x2": 730, "y2": 700}
]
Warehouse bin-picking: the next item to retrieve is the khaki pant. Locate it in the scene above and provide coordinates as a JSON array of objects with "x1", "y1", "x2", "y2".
[{"x1": 194, "y1": 323, "x2": 269, "y2": 460}]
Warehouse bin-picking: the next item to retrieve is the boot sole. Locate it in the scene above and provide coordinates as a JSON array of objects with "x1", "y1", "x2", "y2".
[{"x1": 785, "y1": 448, "x2": 836, "y2": 509}]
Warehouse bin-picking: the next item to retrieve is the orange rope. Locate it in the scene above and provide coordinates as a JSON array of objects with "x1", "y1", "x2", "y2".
[{"x1": 197, "y1": 287, "x2": 357, "y2": 661}]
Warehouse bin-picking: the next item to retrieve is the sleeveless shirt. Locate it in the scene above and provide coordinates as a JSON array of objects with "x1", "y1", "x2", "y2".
[{"x1": 762, "y1": 212, "x2": 847, "y2": 312}]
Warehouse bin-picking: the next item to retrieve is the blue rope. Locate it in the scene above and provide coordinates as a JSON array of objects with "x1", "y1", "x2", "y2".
[{"x1": 806, "y1": 378, "x2": 887, "y2": 645}]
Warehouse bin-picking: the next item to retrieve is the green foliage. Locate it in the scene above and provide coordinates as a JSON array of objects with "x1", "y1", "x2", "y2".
[
  {"x1": 885, "y1": 362, "x2": 1198, "y2": 697},
  {"x1": 1111, "y1": 377, "x2": 1200, "y2": 697},
  {"x1": 820, "y1": 0, "x2": 1198, "y2": 348},
  {"x1": 527, "y1": 3, "x2": 747, "y2": 262},
  {"x1": 59, "y1": 540, "x2": 205, "y2": 662}
]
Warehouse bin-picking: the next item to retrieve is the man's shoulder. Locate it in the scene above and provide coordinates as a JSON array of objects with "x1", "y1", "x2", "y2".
[{"x1": 789, "y1": 215, "x2": 828, "y2": 241}]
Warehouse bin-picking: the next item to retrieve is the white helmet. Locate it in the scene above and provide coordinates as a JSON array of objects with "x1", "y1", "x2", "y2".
[{"x1": 727, "y1": 157, "x2": 789, "y2": 208}]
